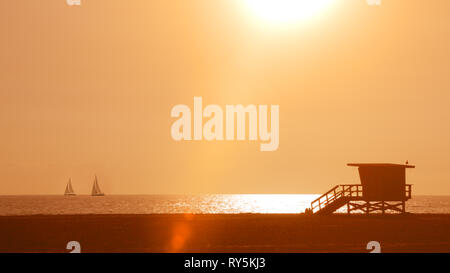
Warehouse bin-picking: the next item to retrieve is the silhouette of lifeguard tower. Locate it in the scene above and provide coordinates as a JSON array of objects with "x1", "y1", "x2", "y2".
[{"x1": 310, "y1": 163, "x2": 414, "y2": 215}]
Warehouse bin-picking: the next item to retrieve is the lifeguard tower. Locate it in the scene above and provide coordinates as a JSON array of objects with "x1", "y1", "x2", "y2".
[{"x1": 310, "y1": 163, "x2": 414, "y2": 215}]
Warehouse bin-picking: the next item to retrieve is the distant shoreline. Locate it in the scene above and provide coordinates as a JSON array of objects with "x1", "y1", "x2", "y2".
[{"x1": 1, "y1": 214, "x2": 449, "y2": 253}]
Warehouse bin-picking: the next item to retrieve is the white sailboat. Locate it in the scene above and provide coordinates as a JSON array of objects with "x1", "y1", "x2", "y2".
[
  {"x1": 91, "y1": 176, "x2": 105, "y2": 196},
  {"x1": 64, "y1": 178, "x2": 76, "y2": 196}
]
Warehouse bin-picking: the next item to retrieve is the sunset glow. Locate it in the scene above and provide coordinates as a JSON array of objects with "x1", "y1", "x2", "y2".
[{"x1": 1, "y1": 0, "x2": 450, "y2": 257}]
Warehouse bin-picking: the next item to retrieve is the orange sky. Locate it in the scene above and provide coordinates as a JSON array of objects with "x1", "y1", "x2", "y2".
[{"x1": 1, "y1": 0, "x2": 450, "y2": 195}]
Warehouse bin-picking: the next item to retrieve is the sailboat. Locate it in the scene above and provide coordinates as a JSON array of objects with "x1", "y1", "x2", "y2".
[
  {"x1": 91, "y1": 176, "x2": 105, "y2": 196},
  {"x1": 64, "y1": 178, "x2": 76, "y2": 196}
]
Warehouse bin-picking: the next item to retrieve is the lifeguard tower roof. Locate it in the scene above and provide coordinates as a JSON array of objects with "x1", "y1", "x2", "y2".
[{"x1": 347, "y1": 163, "x2": 415, "y2": 168}]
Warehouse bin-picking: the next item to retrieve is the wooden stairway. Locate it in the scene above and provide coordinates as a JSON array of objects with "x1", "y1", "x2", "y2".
[{"x1": 311, "y1": 184, "x2": 363, "y2": 215}]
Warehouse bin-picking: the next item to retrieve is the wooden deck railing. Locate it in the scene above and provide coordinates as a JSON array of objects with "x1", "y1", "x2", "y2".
[{"x1": 406, "y1": 184, "x2": 412, "y2": 199}]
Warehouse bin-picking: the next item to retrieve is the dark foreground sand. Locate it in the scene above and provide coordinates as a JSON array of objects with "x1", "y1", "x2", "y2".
[{"x1": 0, "y1": 214, "x2": 449, "y2": 253}]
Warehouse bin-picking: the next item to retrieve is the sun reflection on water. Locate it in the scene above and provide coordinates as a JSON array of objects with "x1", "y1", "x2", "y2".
[{"x1": 208, "y1": 194, "x2": 319, "y2": 214}]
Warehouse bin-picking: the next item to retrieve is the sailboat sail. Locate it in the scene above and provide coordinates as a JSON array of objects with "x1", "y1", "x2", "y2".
[
  {"x1": 91, "y1": 176, "x2": 104, "y2": 196},
  {"x1": 64, "y1": 178, "x2": 76, "y2": 196}
]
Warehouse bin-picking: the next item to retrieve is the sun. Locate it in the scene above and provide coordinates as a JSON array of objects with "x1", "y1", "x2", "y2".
[{"x1": 244, "y1": 0, "x2": 335, "y2": 25}]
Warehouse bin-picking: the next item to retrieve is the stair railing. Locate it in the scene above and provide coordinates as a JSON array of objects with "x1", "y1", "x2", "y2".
[{"x1": 311, "y1": 184, "x2": 363, "y2": 213}]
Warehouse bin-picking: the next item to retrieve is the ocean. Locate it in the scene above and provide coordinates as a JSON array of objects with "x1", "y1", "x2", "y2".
[{"x1": 0, "y1": 195, "x2": 449, "y2": 215}]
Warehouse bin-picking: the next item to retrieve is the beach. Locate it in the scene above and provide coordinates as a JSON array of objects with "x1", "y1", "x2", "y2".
[{"x1": 1, "y1": 214, "x2": 449, "y2": 253}]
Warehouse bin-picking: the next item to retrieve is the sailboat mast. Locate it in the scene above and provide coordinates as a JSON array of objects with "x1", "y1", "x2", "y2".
[
  {"x1": 65, "y1": 178, "x2": 75, "y2": 195},
  {"x1": 92, "y1": 176, "x2": 96, "y2": 195},
  {"x1": 68, "y1": 178, "x2": 73, "y2": 192}
]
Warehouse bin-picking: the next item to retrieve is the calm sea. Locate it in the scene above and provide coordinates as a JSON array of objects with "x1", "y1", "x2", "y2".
[{"x1": 0, "y1": 195, "x2": 449, "y2": 215}]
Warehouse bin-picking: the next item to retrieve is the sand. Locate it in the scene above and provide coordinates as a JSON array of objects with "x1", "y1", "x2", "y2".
[{"x1": 0, "y1": 214, "x2": 449, "y2": 253}]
